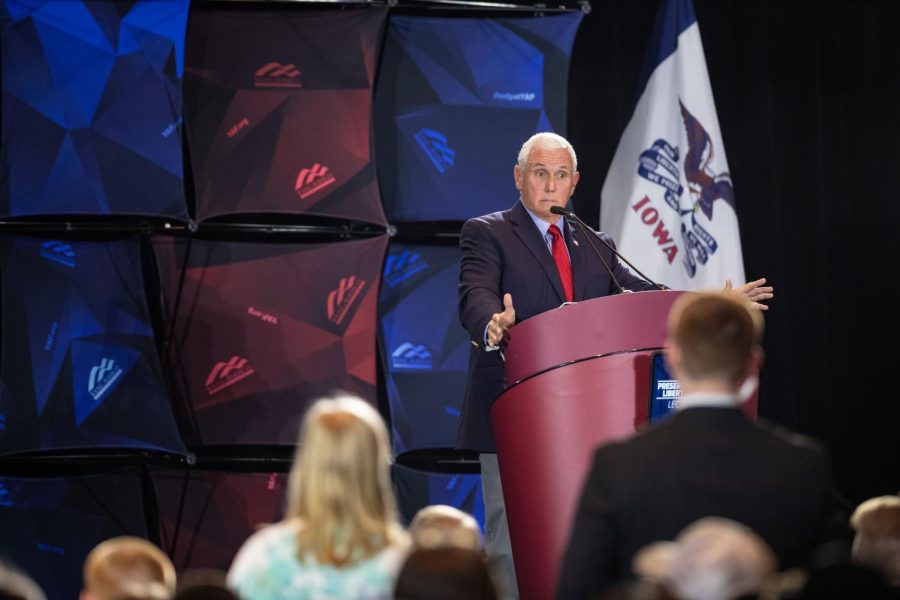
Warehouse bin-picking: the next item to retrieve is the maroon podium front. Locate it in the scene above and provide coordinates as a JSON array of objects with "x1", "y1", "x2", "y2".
[{"x1": 492, "y1": 290, "x2": 683, "y2": 600}]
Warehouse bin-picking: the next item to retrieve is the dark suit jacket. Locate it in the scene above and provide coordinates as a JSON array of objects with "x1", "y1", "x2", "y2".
[
  {"x1": 556, "y1": 407, "x2": 836, "y2": 600},
  {"x1": 456, "y1": 201, "x2": 656, "y2": 452}
]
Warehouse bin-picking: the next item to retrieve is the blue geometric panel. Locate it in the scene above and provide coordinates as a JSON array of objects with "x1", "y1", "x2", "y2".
[
  {"x1": 0, "y1": 471, "x2": 148, "y2": 600},
  {"x1": 379, "y1": 243, "x2": 469, "y2": 456},
  {"x1": 393, "y1": 464, "x2": 485, "y2": 537},
  {"x1": 0, "y1": 235, "x2": 186, "y2": 455},
  {"x1": 0, "y1": 0, "x2": 189, "y2": 218},
  {"x1": 374, "y1": 12, "x2": 582, "y2": 222}
]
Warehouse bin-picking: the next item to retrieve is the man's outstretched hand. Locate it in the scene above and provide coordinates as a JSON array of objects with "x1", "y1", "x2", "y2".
[
  {"x1": 487, "y1": 293, "x2": 516, "y2": 346},
  {"x1": 724, "y1": 277, "x2": 774, "y2": 310}
]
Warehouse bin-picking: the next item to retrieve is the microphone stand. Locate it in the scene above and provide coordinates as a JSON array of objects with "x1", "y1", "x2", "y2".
[{"x1": 551, "y1": 206, "x2": 668, "y2": 291}]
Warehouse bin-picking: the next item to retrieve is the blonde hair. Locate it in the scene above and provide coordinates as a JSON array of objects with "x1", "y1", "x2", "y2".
[
  {"x1": 517, "y1": 132, "x2": 577, "y2": 171},
  {"x1": 850, "y1": 495, "x2": 900, "y2": 585},
  {"x1": 668, "y1": 292, "x2": 763, "y2": 385},
  {"x1": 286, "y1": 393, "x2": 403, "y2": 566},
  {"x1": 82, "y1": 536, "x2": 176, "y2": 600},
  {"x1": 409, "y1": 505, "x2": 482, "y2": 551}
]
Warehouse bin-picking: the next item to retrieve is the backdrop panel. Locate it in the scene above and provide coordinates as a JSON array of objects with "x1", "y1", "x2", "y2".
[
  {"x1": 0, "y1": 0, "x2": 189, "y2": 218},
  {"x1": 0, "y1": 470, "x2": 148, "y2": 599},
  {"x1": 153, "y1": 469, "x2": 288, "y2": 572},
  {"x1": 374, "y1": 12, "x2": 582, "y2": 222},
  {"x1": 184, "y1": 7, "x2": 387, "y2": 225},
  {"x1": 0, "y1": 235, "x2": 186, "y2": 456},
  {"x1": 154, "y1": 235, "x2": 387, "y2": 445},
  {"x1": 378, "y1": 243, "x2": 468, "y2": 457},
  {"x1": 393, "y1": 463, "x2": 485, "y2": 535}
]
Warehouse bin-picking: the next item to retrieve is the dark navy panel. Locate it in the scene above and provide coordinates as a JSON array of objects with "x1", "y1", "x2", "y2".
[
  {"x1": 393, "y1": 464, "x2": 485, "y2": 536},
  {"x1": 0, "y1": 471, "x2": 148, "y2": 599},
  {"x1": 374, "y1": 13, "x2": 582, "y2": 222},
  {"x1": 152, "y1": 469, "x2": 288, "y2": 572},
  {"x1": 0, "y1": 235, "x2": 186, "y2": 455},
  {"x1": 0, "y1": 1, "x2": 189, "y2": 218},
  {"x1": 378, "y1": 244, "x2": 469, "y2": 456}
]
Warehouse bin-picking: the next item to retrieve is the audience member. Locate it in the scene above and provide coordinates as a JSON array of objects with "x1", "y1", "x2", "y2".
[
  {"x1": 557, "y1": 292, "x2": 839, "y2": 599},
  {"x1": 394, "y1": 547, "x2": 497, "y2": 600},
  {"x1": 0, "y1": 562, "x2": 45, "y2": 600},
  {"x1": 632, "y1": 517, "x2": 777, "y2": 600},
  {"x1": 409, "y1": 505, "x2": 483, "y2": 551},
  {"x1": 850, "y1": 494, "x2": 900, "y2": 587},
  {"x1": 81, "y1": 536, "x2": 175, "y2": 600},
  {"x1": 227, "y1": 393, "x2": 408, "y2": 599}
]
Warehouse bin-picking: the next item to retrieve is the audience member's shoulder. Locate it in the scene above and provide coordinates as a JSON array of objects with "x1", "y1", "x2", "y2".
[
  {"x1": 755, "y1": 417, "x2": 827, "y2": 455},
  {"x1": 596, "y1": 418, "x2": 674, "y2": 456},
  {"x1": 235, "y1": 520, "x2": 297, "y2": 555}
]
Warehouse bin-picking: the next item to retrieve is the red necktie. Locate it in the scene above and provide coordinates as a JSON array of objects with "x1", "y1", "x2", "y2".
[{"x1": 548, "y1": 224, "x2": 573, "y2": 302}]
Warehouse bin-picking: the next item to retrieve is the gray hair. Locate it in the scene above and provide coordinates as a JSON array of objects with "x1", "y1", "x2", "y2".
[{"x1": 517, "y1": 132, "x2": 577, "y2": 171}]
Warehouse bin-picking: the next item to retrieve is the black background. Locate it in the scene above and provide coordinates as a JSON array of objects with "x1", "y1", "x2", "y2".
[{"x1": 569, "y1": 0, "x2": 900, "y2": 506}]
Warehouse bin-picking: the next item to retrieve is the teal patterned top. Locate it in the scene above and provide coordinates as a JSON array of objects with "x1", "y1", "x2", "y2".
[{"x1": 227, "y1": 520, "x2": 407, "y2": 600}]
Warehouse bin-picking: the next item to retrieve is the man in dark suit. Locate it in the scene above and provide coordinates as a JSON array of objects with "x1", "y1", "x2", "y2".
[
  {"x1": 556, "y1": 292, "x2": 836, "y2": 599},
  {"x1": 457, "y1": 133, "x2": 774, "y2": 598}
]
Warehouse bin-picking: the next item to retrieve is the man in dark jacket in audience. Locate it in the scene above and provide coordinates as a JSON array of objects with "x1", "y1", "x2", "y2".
[{"x1": 557, "y1": 291, "x2": 839, "y2": 599}]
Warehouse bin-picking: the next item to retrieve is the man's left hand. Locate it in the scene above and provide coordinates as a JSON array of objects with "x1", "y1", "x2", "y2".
[{"x1": 724, "y1": 277, "x2": 774, "y2": 310}]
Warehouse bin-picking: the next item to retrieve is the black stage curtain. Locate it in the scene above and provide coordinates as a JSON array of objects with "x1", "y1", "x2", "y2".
[{"x1": 570, "y1": 0, "x2": 900, "y2": 505}]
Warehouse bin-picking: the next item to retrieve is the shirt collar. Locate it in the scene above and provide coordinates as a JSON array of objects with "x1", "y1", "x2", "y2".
[
  {"x1": 677, "y1": 392, "x2": 740, "y2": 410},
  {"x1": 520, "y1": 199, "x2": 565, "y2": 240}
]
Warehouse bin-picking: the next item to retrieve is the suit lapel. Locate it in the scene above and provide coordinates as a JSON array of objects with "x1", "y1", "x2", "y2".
[{"x1": 510, "y1": 202, "x2": 566, "y2": 304}]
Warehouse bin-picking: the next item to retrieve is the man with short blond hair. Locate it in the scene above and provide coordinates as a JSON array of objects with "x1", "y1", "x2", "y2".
[
  {"x1": 82, "y1": 536, "x2": 176, "y2": 600},
  {"x1": 558, "y1": 292, "x2": 834, "y2": 600}
]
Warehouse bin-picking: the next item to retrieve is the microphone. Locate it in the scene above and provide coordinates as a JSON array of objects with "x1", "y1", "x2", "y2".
[{"x1": 550, "y1": 205, "x2": 667, "y2": 292}]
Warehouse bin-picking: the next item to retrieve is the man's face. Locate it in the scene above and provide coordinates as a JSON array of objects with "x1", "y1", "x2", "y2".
[{"x1": 514, "y1": 146, "x2": 580, "y2": 223}]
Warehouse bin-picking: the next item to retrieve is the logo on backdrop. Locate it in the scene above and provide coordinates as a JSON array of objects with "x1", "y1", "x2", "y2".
[
  {"x1": 633, "y1": 100, "x2": 735, "y2": 278},
  {"x1": 88, "y1": 358, "x2": 124, "y2": 401},
  {"x1": 391, "y1": 343, "x2": 432, "y2": 370},
  {"x1": 492, "y1": 91, "x2": 536, "y2": 102},
  {"x1": 205, "y1": 356, "x2": 255, "y2": 396},
  {"x1": 247, "y1": 306, "x2": 279, "y2": 325},
  {"x1": 254, "y1": 62, "x2": 302, "y2": 88},
  {"x1": 295, "y1": 163, "x2": 336, "y2": 200},
  {"x1": 415, "y1": 128, "x2": 455, "y2": 174},
  {"x1": 0, "y1": 483, "x2": 11, "y2": 507},
  {"x1": 227, "y1": 117, "x2": 250, "y2": 139},
  {"x1": 327, "y1": 276, "x2": 366, "y2": 325},
  {"x1": 44, "y1": 321, "x2": 59, "y2": 351},
  {"x1": 384, "y1": 250, "x2": 428, "y2": 287},
  {"x1": 41, "y1": 241, "x2": 76, "y2": 268}
]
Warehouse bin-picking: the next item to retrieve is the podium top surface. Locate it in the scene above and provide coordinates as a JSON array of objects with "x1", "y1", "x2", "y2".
[{"x1": 502, "y1": 290, "x2": 683, "y2": 385}]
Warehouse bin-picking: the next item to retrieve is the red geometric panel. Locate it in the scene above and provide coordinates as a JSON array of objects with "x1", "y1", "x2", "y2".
[
  {"x1": 153, "y1": 235, "x2": 388, "y2": 445},
  {"x1": 152, "y1": 469, "x2": 288, "y2": 572},
  {"x1": 184, "y1": 7, "x2": 387, "y2": 225}
]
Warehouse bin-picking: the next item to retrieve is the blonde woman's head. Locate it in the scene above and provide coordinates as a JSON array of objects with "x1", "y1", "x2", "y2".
[{"x1": 287, "y1": 393, "x2": 403, "y2": 566}]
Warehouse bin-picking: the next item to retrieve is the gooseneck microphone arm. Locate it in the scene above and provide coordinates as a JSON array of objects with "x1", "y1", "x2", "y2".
[
  {"x1": 550, "y1": 205, "x2": 668, "y2": 291},
  {"x1": 563, "y1": 212, "x2": 628, "y2": 294}
]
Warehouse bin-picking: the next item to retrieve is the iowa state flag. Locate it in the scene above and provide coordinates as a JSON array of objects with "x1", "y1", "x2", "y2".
[{"x1": 600, "y1": 0, "x2": 745, "y2": 289}]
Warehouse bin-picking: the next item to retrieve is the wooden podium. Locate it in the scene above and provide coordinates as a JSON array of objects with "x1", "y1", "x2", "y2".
[{"x1": 492, "y1": 290, "x2": 683, "y2": 600}]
